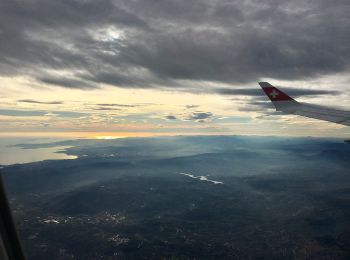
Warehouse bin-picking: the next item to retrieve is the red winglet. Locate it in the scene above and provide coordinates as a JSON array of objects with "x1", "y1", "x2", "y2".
[{"x1": 259, "y1": 82, "x2": 294, "y2": 101}]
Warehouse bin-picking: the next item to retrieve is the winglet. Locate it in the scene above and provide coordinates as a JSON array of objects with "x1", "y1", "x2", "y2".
[
  {"x1": 259, "y1": 82, "x2": 295, "y2": 101},
  {"x1": 259, "y1": 82, "x2": 298, "y2": 112}
]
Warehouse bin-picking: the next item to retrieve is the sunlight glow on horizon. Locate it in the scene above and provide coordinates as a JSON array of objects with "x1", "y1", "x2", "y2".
[{"x1": 0, "y1": 75, "x2": 349, "y2": 139}]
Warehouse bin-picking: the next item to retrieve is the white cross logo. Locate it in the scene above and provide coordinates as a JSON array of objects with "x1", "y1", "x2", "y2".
[{"x1": 269, "y1": 89, "x2": 279, "y2": 99}]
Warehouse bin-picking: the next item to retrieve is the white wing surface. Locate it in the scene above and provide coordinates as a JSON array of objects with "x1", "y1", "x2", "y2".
[{"x1": 259, "y1": 82, "x2": 350, "y2": 126}]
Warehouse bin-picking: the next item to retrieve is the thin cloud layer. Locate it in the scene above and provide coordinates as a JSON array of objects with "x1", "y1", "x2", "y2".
[
  {"x1": 17, "y1": 99, "x2": 64, "y2": 105},
  {"x1": 96, "y1": 104, "x2": 139, "y2": 108},
  {"x1": 216, "y1": 87, "x2": 340, "y2": 98},
  {"x1": 1, "y1": 0, "x2": 349, "y2": 92}
]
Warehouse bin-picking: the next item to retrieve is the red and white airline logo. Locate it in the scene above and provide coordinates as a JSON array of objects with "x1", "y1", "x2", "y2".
[
  {"x1": 269, "y1": 90, "x2": 279, "y2": 99},
  {"x1": 261, "y1": 86, "x2": 293, "y2": 101}
]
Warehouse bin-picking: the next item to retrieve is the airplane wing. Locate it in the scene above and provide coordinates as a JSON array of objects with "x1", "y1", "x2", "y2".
[{"x1": 259, "y1": 82, "x2": 350, "y2": 126}]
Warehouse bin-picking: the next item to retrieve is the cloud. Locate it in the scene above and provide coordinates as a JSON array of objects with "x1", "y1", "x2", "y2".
[
  {"x1": 41, "y1": 122, "x2": 50, "y2": 127},
  {"x1": 91, "y1": 103, "x2": 149, "y2": 111},
  {"x1": 164, "y1": 111, "x2": 213, "y2": 122},
  {"x1": 1, "y1": 0, "x2": 350, "y2": 91},
  {"x1": 17, "y1": 99, "x2": 64, "y2": 105},
  {"x1": 238, "y1": 101, "x2": 275, "y2": 112},
  {"x1": 92, "y1": 107, "x2": 121, "y2": 111},
  {"x1": 216, "y1": 87, "x2": 340, "y2": 98},
  {"x1": 38, "y1": 76, "x2": 96, "y2": 89},
  {"x1": 187, "y1": 112, "x2": 213, "y2": 122},
  {"x1": 165, "y1": 115, "x2": 177, "y2": 120},
  {"x1": 96, "y1": 103, "x2": 138, "y2": 108},
  {"x1": 185, "y1": 105, "x2": 199, "y2": 109}
]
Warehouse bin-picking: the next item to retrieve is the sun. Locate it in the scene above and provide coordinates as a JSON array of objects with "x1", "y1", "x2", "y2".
[{"x1": 95, "y1": 135, "x2": 126, "y2": 140}]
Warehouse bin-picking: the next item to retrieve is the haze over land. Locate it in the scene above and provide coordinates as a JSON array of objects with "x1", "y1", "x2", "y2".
[{"x1": 2, "y1": 136, "x2": 350, "y2": 259}]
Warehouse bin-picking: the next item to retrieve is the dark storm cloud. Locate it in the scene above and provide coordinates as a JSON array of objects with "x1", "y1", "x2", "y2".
[
  {"x1": 1, "y1": 0, "x2": 350, "y2": 90},
  {"x1": 216, "y1": 87, "x2": 340, "y2": 98},
  {"x1": 17, "y1": 99, "x2": 64, "y2": 105}
]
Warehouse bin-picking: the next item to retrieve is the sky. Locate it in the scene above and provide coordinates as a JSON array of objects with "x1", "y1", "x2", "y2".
[{"x1": 1, "y1": 0, "x2": 350, "y2": 138}]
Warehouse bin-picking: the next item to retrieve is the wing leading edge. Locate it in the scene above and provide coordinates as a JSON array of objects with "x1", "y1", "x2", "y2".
[{"x1": 259, "y1": 82, "x2": 350, "y2": 126}]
